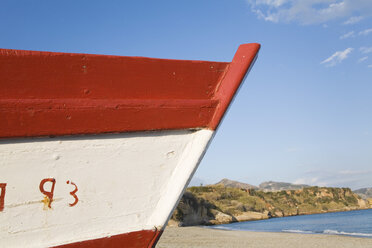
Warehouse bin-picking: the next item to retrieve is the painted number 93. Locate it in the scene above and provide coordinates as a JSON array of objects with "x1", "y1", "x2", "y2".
[{"x1": 0, "y1": 179, "x2": 79, "y2": 212}]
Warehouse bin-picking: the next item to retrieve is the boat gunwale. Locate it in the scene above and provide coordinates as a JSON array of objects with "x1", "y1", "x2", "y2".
[{"x1": 0, "y1": 43, "x2": 260, "y2": 138}]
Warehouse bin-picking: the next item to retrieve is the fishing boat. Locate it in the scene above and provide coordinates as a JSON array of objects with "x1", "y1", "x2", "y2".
[{"x1": 0, "y1": 43, "x2": 260, "y2": 247}]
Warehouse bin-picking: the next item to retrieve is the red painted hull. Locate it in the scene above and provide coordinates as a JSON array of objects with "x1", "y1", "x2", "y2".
[
  {"x1": 54, "y1": 229, "x2": 162, "y2": 248},
  {"x1": 0, "y1": 44, "x2": 260, "y2": 138}
]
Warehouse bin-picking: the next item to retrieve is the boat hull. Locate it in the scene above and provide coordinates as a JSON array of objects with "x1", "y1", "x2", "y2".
[
  {"x1": 0, "y1": 129, "x2": 213, "y2": 247},
  {"x1": 0, "y1": 43, "x2": 260, "y2": 247},
  {"x1": 55, "y1": 229, "x2": 162, "y2": 248}
]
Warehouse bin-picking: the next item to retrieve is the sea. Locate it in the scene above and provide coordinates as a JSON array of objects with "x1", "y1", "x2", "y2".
[{"x1": 209, "y1": 209, "x2": 372, "y2": 238}]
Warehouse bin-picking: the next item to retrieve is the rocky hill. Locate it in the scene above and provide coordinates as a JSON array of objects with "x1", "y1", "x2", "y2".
[
  {"x1": 354, "y1": 188, "x2": 372, "y2": 199},
  {"x1": 170, "y1": 185, "x2": 371, "y2": 227},
  {"x1": 259, "y1": 181, "x2": 310, "y2": 191},
  {"x1": 214, "y1": 178, "x2": 258, "y2": 190}
]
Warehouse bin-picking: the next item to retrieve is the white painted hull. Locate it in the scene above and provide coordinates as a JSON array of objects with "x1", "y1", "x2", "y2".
[{"x1": 0, "y1": 129, "x2": 213, "y2": 247}]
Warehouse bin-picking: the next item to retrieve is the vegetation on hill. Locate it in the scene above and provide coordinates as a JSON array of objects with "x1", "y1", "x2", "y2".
[{"x1": 170, "y1": 185, "x2": 370, "y2": 226}]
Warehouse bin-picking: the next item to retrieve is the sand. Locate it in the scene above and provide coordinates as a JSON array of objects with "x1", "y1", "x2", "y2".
[{"x1": 156, "y1": 226, "x2": 372, "y2": 248}]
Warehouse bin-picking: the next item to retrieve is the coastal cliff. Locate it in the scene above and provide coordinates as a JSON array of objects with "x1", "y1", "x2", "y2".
[{"x1": 170, "y1": 184, "x2": 371, "y2": 226}]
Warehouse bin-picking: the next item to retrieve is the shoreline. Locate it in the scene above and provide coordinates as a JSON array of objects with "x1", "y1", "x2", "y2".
[
  {"x1": 170, "y1": 207, "x2": 372, "y2": 227},
  {"x1": 254, "y1": 207, "x2": 372, "y2": 220},
  {"x1": 157, "y1": 226, "x2": 372, "y2": 248}
]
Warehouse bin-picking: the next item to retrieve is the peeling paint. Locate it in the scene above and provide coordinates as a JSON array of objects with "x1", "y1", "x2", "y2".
[{"x1": 42, "y1": 196, "x2": 52, "y2": 210}]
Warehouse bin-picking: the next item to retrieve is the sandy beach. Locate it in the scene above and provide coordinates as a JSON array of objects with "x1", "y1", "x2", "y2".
[{"x1": 156, "y1": 226, "x2": 372, "y2": 248}]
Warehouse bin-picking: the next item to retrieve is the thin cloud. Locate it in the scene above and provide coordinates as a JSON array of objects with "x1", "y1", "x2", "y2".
[
  {"x1": 340, "y1": 31, "x2": 355, "y2": 39},
  {"x1": 246, "y1": 0, "x2": 372, "y2": 25},
  {"x1": 341, "y1": 28, "x2": 372, "y2": 39},
  {"x1": 294, "y1": 169, "x2": 372, "y2": 189},
  {"x1": 368, "y1": 65, "x2": 372, "y2": 68},
  {"x1": 360, "y1": 47, "x2": 372, "y2": 54},
  {"x1": 358, "y1": 56, "x2": 368, "y2": 63},
  {"x1": 293, "y1": 177, "x2": 327, "y2": 187},
  {"x1": 339, "y1": 170, "x2": 372, "y2": 175},
  {"x1": 343, "y1": 16, "x2": 364, "y2": 25},
  {"x1": 359, "y1": 28, "x2": 372, "y2": 36},
  {"x1": 321, "y1": 48, "x2": 353, "y2": 67},
  {"x1": 286, "y1": 147, "x2": 299, "y2": 153}
]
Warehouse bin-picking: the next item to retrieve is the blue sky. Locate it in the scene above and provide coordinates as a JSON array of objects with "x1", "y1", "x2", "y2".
[{"x1": 1, "y1": 0, "x2": 371, "y2": 189}]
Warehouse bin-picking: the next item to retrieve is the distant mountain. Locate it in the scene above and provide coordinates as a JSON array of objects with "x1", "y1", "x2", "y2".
[
  {"x1": 259, "y1": 181, "x2": 310, "y2": 192},
  {"x1": 354, "y1": 188, "x2": 372, "y2": 199},
  {"x1": 214, "y1": 178, "x2": 258, "y2": 190},
  {"x1": 213, "y1": 179, "x2": 309, "y2": 191}
]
